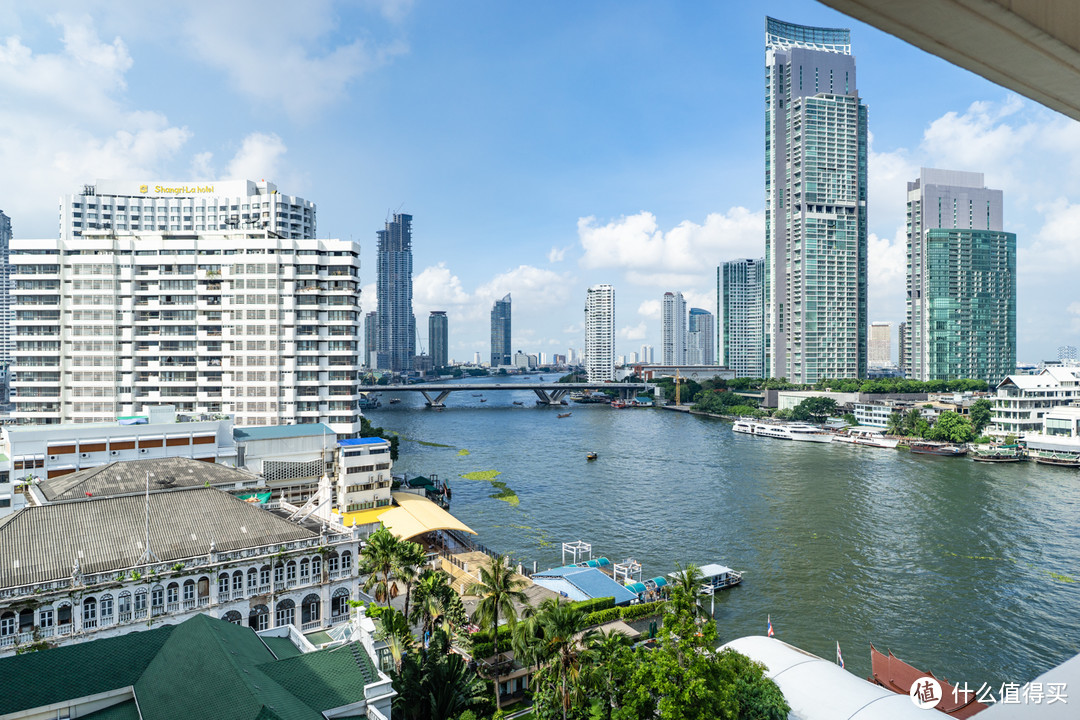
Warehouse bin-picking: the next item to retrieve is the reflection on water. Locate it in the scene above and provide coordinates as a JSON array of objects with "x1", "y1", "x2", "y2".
[{"x1": 369, "y1": 378, "x2": 1080, "y2": 685}]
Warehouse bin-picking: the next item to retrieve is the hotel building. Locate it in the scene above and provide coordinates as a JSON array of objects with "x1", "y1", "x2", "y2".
[
  {"x1": 719, "y1": 258, "x2": 765, "y2": 378},
  {"x1": 585, "y1": 284, "x2": 614, "y2": 382}
]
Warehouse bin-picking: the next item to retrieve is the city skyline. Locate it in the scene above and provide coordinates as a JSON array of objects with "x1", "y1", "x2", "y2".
[{"x1": 1, "y1": 2, "x2": 1078, "y2": 363}]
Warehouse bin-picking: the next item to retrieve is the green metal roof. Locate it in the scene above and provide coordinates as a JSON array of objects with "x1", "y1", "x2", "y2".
[
  {"x1": 258, "y1": 641, "x2": 379, "y2": 712},
  {"x1": 82, "y1": 699, "x2": 142, "y2": 720},
  {"x1": 263, "y1": 635, "x2": 304, "y2": 660}
]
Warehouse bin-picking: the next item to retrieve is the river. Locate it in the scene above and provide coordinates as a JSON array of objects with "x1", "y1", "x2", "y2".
[{"x1": 365, "y1": 376, "x2": 1080, "y2": 688}]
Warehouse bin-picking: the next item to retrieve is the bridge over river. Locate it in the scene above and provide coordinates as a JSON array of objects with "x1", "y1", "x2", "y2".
[{"x1": 371, "y1": 382, "x2": 652, "y2": 408}]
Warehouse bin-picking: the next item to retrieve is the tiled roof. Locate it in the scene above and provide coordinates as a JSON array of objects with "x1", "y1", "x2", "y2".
[
  {"x1": 234, "y1": 424, "x2": 333, "y2": 441},
  {"x1": 0, "y1": 623, "x2": 176, "y2": 715},
  {"x1": 258, "y1": 641, "x2": 379, "y2": 712},
  {"x1": 82, "y1": 699, "x2": 141, "y2": 720},
  {"x1": 532, "y1": 566, "x2": 639, "y2": 605},
  {"x1": 0, "y1": 487, "x2": 317, "y2": 589},
  {"x1": 39, "y1": 456, "x2": 258, "y2": 502},
  {"x1": 0, "y1": 614, "x2": 381, "y2": 720}
]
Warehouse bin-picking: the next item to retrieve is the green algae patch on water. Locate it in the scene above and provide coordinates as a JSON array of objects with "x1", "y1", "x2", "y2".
[
  {"x1": 416, "y1": 439, "x2": 454, "y2": 448},
  {"x1": 460, "y1": 470, "x2": 500, "y2": 481},
  {"x1": 457, "y1": 449, "x2": 470, "y2": 456},
  {"x1": 1049, "y1": 571, "x2": 1076, "y2": 583},
  {"x1": 489, "y1": 481, "x2": 520, "y2": 506}
]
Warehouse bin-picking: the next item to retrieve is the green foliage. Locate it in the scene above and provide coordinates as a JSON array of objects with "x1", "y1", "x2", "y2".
[
  {"x1": 886, "y1": 411, "x2": 904, "y2": 436},
  {"x1": 557, "y1": 371, "x2": 588, "y2": 383},
  {"x1": 790, "y1": 396, "x2": 837, "y2": 423},
  {"x1": 842, "y1": 413, "x2": 857, "y2": 425},
  {"x1": 902, "y1": 408, "x2": 924, "y2": 438},
  {"x1": 583, "y1": 607, "x2": 621, "y2": 626},
  {"x1": 969, "y1": 398, "x2": 993, "y2": 434},
  {"x1": 360, "y1": 415, "x2": 399, "y2": 460},
  {"x1": 691, "y1": 389, "x2": 760, "y2": 415},
  {"x1": 568, "y1": 596, "x2": 615, "y2": 615},
  {"x1": 620, "y1": 601, "x2": 667, "y2": 621},
  {"x1": 818, "y1": 377, "x2": 989, "y2": 393},
  {"x1": 393, "y1": 629, "x2": 491, "y2": 720},
  {"x1": 928, "y1": 410, "x2": 975, "y2": 444}
]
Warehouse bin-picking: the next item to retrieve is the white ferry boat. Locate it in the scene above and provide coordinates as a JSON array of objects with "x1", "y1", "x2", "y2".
[
  {"x1": 731, "y1": 421, "x2": 833, "y2": 443},
  {"x1": 834, "y1": 427, "x2": 900, "y2": 449}
]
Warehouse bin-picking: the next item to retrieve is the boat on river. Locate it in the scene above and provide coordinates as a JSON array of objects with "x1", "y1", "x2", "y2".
[
  {"x1": 833, "y1": 428, "x2": 900, "y2": 449},
  {"x1": 970, "y1": 444, "x2": 1024, "y2": 462},
  {"x1": 557, "y1": 412, "x2": 572, "y2": 418},
  {"x1": 1028, "y1": 448, "x2": 1080, "y2": 467},
  {"x1": 732, "y1": 420, "x2": 832, "y2": 442},
  {"x1": 909, "y1": 441, "x2": 968, "y2": 457},
  {"x1": 586, "y1": 452, "x2": 598, "y2": 461},
  {"x1": 677, "y1": 563, "x2": 743, "y2": 594}
]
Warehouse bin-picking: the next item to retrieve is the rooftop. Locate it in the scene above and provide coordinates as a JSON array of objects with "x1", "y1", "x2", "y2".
[
  {"x1": 338, "y1": 437, "x2": 390, "y2": 447},
  {"x1": 38, "y1": 456, "x2": 258, "y2": 503},
  {"x1": 0, "y1": 487, "x2": 317, "y2": 589},
  {"x1": 531, "y1": 565, "x2": 639, "y2": 605},
  {"x1": 234, "y1": 424, "x2": 334, "y2": 442}
]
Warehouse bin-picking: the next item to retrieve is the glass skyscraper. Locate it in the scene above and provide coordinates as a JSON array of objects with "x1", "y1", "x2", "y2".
[
  {"x1": 765, "y1": 17, "x2": 868, "y2": 382},
  {"x1": 905, "y1": 168, "x2": 1013, "y2": 384},
  {"x1": 718, "y1": 258, "x2": 765, "y2": 378},
  {"x1": 376, "y1": 213, "x2": 415, "y2": 373},
  {"x1": 490, "y1": 294, "x2": 511, "y2": 367},
  {"x1": 429, "y1": 311, "x2": 448, "y2": 370},
  {"x1": 687, "y1": 308, "x2": 715, "y2": 366},
  {"x1": 661, "y1": 291, "x2": 686, "y2": 366}
]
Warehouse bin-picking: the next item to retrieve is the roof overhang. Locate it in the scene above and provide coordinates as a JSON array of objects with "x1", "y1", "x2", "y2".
[
  {"x1": 818, "y1": 0, "x2": 1080, "y2": 121},
  {"x1": 379, "y1": 492, "x2": 477, "y2": 541}
]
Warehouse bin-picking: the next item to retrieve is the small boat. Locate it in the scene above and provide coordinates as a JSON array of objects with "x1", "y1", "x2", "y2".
[
  {"x1": 732, "y1": 420, "x2": 754, "y2": 435},
  {"x1": 670, "y1": 563, "x2": 743, "y2": 594},
  {"x1": 586, "y1": 452, "x2": 598, "y2": 461},
  {"x1": 970, "y1": 444, "x2": 1024, "y2": 462},
  {"x1": 512, "y1": 401, "x2": 524, "y2": 406},
  {"x1": 909, "y1": 441, "x2": 968, "y2": 457},
  {"x1": 733, "y1": 421, "x2": 832, "y2": 443},
  {"x1": 388, "y1": 398, "x2": 401, "y2": 404},
  {"x1": 1028, "y1": 448, "x2": 1080, "y2": 467},
  {"x1": 557, "y1": 412, "x2": 572, "y2": 418},
  {"x1": 480, "y1": 398, "x2": 487, "y2": 403},
  {"x1": 868, "y1": 645, "x2": 989, "y2": 716},
  {"x1": 471, "y1": 393, "x2": 483, "y2": 397}
]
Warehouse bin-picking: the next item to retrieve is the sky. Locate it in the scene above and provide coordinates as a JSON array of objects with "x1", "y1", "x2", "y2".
[{"x1": 1, "y1": 0, "x2": 1079, "y2": 364}]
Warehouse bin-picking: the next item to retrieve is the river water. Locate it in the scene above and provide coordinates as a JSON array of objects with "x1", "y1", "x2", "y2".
[{"x1": 366, "y1": 376, "x2": 1080, "y2": 688}]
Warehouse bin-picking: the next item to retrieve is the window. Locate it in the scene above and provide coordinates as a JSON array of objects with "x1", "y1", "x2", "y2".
[
  {"x1": 328, "y1": 553, "x2": 340, "y2": 574},
  {"x1": 232, "y1": 571, "x2": 244, "y2": 594},
  {"x1": 248, "y1": 568, "x2": 258, "y2": 590},
  {"x1": 151, "y1": 586, "x2": 164, "y2": 608},
  {"x1": 286, "y1": 562, "x2": 297, "y2": 583},
  {"x1": 0, "y1": 612, "x2": 14, "y2": 636},
  {"x1": 218, "y1": 574, "x2": 230, "y2": 596},
  {"x1": 83, "y1": 598, "x2": 97, "y2": 627},
  {"x1": 134, "y1": 589, "x2": 148, "y2": 615},
  {"x1": 100, "y1": 594, "x2": 114, "y2": 619},
  {"x1": 39, "y1": 609, "x2": 53, "y2": 628},
  {"x1": 341, "y1": 551, "x2": 352, "y2": 573},
  {"x1": 275, "y1": 599, "x2": 295, "y2": 628},
  {"x1": 299, "y1": 558, "x2": 310, "y2": 581},
  {"x1": 167, "y1": 584, "x2": 179, "y2": 604},
  {"x1": 249, "y1": 605, "x2": 269, "y2": 631},
  {"x1": 274, "y1": 563, "x2": 284, "y2": 585},
  {"x1": 259, "y1": 566, "x2": 271, "y2": 587},
  {"x1": 183, "y1": 580, "x2": 195, "y2": 601},
  {"x1": 311, "y1": 556, "x2": 321, "y2": 578}
]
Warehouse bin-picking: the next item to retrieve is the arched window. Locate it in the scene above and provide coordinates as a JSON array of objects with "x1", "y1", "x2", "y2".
[
  {"x1": 340, "y1": 551, "x2": 352, "y2": 573},
  {"x1": 328, "y1": 552, "x2": 340, "y2": 575},
  {"x1": 301, "y1": 593, "x2": 321, "y2": 625},
  {"x1": 99, "y1": 594, "x2": 114, "y2": 622},
  {"x1": 82, "y1": 597, "x2": 97, "y2": 628},
  {"x1": 182, "y1": 580, "x2": 195, "y2": 603},
  {"x1": 0, "y1": 612, "x2": 15, "y2": 637},
  {"x1": 134, "y1": 589, "x2": 148, "y2": 617},
  {"x1": 247, "y1": 568, "x2": 258, "y2": 591},
  {"x1": 118, "y1": 591, "x2": 132, "y2": 619},
  {"x1": 299, "y1": 558, "x2": 310, "y2": 581},
  {"x1": 197, "y1": 577, "x2": 210, "y2": 600},
  {"x1": 151, "y1": 585, "x2": 164, "y2": 610},
  {"x1": 249, "y1": 604, "x2": 269, "y2": 631},
  {"x1": 286, "y1": 561, "x2": 297, "y2": 584},
  {"x1": 259, "y1": 565, "x2": 271, "y2": 588},
  {"x1": 274, "y1": 562, "x2": 284, "y2": 585},
  {"x1": 217, "y1": 573, "x2": 230, "y2": 597},
  {"x1": 167, "y1": 582, "x2": 179, "y2": 605},
  {"x1": 275, "y1": 598, "x2": 295, "y2": 628},
  {"x1": 331, "y1": 586, "x2": 350, "y2": 619},
  {"x1": 18, "y1": 608, "x2": 34, "y2": 632},
  {"x1": 222, "y1": 610, "x2": 243, "y2": 625},
  {"x1": 57, "y1": 601, "x2": 73, "y2": 627},
  {"x1": 232, "y1": 570, "x2": 244, "y2": 595},
  {"x1": 311, "y1": 556, "x2": 322, "y2": 578}
]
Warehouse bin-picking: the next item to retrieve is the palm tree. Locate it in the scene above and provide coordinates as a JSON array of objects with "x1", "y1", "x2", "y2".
[
  {"x1": 410, "y1": 570, "x2": 459, "y2": 641},
  {"x1": 425, "y1": 641, "x2": 490, "y2": 720},
  {"x1": 376, "y1": 606, "x2": 416, "y2": 674},
  {"x1": 586, "y1": 630, "x2": 632, "y2": 720},
  {"x1": 668, "y1": 562, "x2": 705, "y2": 618},
  {"x1": 361, "y1": 527, "x2": 401, "y2": 608},
  {"x1": 886, "y1": 410, "x2": 904, "y2": 437},
  {"x1": 395, "y1": 539, "x2": 428, "y2": 622},
  {"x1": 533, "y1": 599, "x2": 597, "y2": 720},
  {"x1": 465, "y1": 555, "x2": 528, "y2": 709}
]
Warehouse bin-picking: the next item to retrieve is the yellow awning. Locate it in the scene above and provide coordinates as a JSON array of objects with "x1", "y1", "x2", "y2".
[
  {"x1": 379, "y1": 492, "x2": 477, "y2": 540},
  {"x1": 338, "y1": 506, "x2": 388, "y2": 528}
]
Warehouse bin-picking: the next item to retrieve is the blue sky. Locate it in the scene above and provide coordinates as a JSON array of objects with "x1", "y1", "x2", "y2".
[{"x1": 2, "y1": 0, "x2": 1079, "y2": 364}]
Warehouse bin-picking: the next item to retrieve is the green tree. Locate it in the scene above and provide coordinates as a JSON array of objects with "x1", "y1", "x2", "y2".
[
  {"x1": 585, "y1": 631, "x2": 634, "y2": 720},
  {"x1": 411, "y1": 570, "x2": 467, "y2": 642},
  {"x1": 375, "y1": 606, "x2": 416, "y2": 674},
  {"x1": 902, "y1": 407, "x2": 923, "y2": 437},
  {"x1": 361, "y1": 527, "x2": 402, "y2": 607},
  {"x1": 465, "y1": 556, "x2": 529, "y2": 709},
  {"x1": 392, "y1": 629, "x2": 490, "y2": 720},
  {"x1": 969, "y1": 398, "x2": 993, "y2": 434},
  {"x1": 928, "y1": 410, "x2": 975, "y2": 443},
  {"x1": 395, "y1": 539, "x2": 428, "y2": 622},
  {"x1": 791, "y1": 396, "x2": 837, "y2": 423},
  {"x1": 529, "y1": 599, "x2": 598, "y2": 720},
  {"x1": 667, "y1": 562, "x2": 706, "y2": 619},
  {"x1": 886, "y1": 411, "x2": 904, "y2": 436}
]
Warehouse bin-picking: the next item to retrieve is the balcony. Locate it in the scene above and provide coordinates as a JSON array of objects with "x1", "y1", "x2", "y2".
[
  {"x1": 182, "y1": 599, "x2": 196, "y2": 611},
  {"x1": 330, "y1": 613, "x2": 350, "y2": 626},
  {"x1": 301, "y1": 619, "x2": 322, "y2": 632}
]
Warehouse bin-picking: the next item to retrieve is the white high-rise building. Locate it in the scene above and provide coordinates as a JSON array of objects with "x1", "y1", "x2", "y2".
[
  {"x1": 869, "y1": 322, "x2": 892, "y2": 367},
  {"x1": 0, "y1": 210, "x2": 11, "y2": 372},
  {"x1": 10, "y1": 230, "x2": 363, "y2": 435},
  {"x1": 585, "y1": 284, "x2": 614, "y2": 382},
  {"x1": 719, "y1": 258, "x2": 765, "y2": 378},
  {"x1": 61, "y1": 180, "x2": 316, "y2": 241},
  {"x1": 640, "y1": 345, "x2": 654, "y2": 364},
  {"x1": 662, "y1": 292, "x2": 687, "y2": 365},
  {"x1": 765, "y1": 18, "x2": 868, "y2": 382}
]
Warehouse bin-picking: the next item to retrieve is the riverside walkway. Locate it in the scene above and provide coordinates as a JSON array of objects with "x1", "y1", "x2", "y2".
[{"x1": 377, "y1": 382, "x2": 652, "y2": 408}]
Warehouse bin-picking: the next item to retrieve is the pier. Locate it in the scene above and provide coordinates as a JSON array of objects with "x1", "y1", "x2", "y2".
[{"x1": 375, "y1": 382, "x2": 652, "y2": 408}]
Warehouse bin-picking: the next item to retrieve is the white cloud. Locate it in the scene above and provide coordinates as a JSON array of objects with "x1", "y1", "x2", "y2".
[
  {"x1": 413, "y1": 263, "x2": 471, "y2": 320},
  {"x1": 577, "y1": 207, "x2": 764, "y2": 277},
  {"x1": 547, "y1": 245, "x2": 569, "y2": 263},
  {"x1": 867, "y1": 228, "x2": 908, "y2": 325},
  {"x1": 618, "y1": 323, "x2": 648, "y2": 341},
  {"x1": 181, "y1": 1, "x2": 408, "y2": 121},
  {"x1": 225, "y1": 132, "x2": 287, "y2": 181},
  {"x1": 637, "y1": 299, "x2": 661, "y2": 319}
]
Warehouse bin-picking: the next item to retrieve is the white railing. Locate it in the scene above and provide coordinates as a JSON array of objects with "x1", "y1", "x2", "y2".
[
  {"x1": 257, "y1": 584, "x2": 271, "y2": 594},
  {"x1": 198, "y1": 597, "x2": 209, "y2": 607},
  {"x1": 134, "y1": 609, "x2": 147, "y2": 619},
  {"x1": 83, "y1": 618, "x2": 97, "y2": 629},
  {"x1": 0, "y1": 636, "x2": 15, "y2": 648},
  {"x1": 39, "y1": 626, "x2": 54, "y2": 638},
  {"x1": 57, "y1": 623, "x2": 73, "y2": 636},
  {"x1": 301, "y1": 619, "x2": 322, "y2": 631},
  {"x1": 330, "y1": 613, "x2": 349, "y2": 626},
  {"x1": 232, "y1": 591, "x2": 245, "y2": 600},
  {"x1": 167, "y1": 602, "x2": 180, "y2": 613},
  {"x1": 182, "y1": 599, "x2": 196, "y2": 610}
]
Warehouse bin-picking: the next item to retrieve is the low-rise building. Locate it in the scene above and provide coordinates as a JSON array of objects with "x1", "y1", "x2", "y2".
[
  {"x1": 1020, "y1": 405, "x2": 1080, "y2": 456},
  {"x1": 632, "y1": 364, "x2": 735, "y2": 382},
  {"x1": 991, "y1": 366, "x2": 1080, "y2": 436},
  {"x1": 234, "y1": 423, "x2": 335, "y2": 503},
  {"x1": 0, "y1": 477, "x2": 363, "y2": 657},
  {"x1": 336, "y1": 437, "x2": 393, "y2": 517}
]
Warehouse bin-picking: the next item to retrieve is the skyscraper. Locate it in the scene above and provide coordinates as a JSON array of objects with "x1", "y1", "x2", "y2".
[
  {"x1": 585, "y1": 284, "x2": 614, "y2": 382},
  {"x1": 640, "y1": 345, "x2": 654, "y2": 364},
  {"x1": 364, "y1": 311, "x2": 378, "y2": 368},
  {"x1": 765, "y1": 17, "x2": 868, "y2": 382},
  {"x1": 490, "y1": 294, "x2": 511, "y2": 367},
  {"x1": 0, "y1": 210, "x2": 11, "y2": 371},
  {"x1": 898, "y1": 322, "x2": 909, "y2": 376},
  {"x1": 376, "y1": 213, "x2": 415, "y2": 373},
  {"x1": 869, "y1": 322, "x2": 891, "y2": 367},
  {"x1": 687, "y1": 308, "x2": 715, "y2": 365},
  {"x1": 719, "y1": 259, "x2": 765, "y2": 378},
  {"x1": 429, "y1": 311, "x2": 448, "y2": 369},
  {"x1": 905, "y1": 168, "x2": 1013, "y2": 383},
  {"x1": 661, "y1": 292, "x2": 687, "y2": 365}
]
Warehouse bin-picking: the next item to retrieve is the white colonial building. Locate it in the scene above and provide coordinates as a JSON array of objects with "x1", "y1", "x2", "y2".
[
  {"x1": 991, "y1": 366, "x2": 1080, "y2": 436},
  {"x1": 337, "y1": 437, "x2": 393, "y2": 515},
  {"x1": 10, "y1": 229, "x2": 363, "y2": 433},
  {"x1": 0, "y1": 479, "x2": 364, "y2": 657}
]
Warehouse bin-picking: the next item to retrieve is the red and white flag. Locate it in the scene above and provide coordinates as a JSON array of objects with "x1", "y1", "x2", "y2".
[
  {"x1": 836, "y1": 641, "x2": 845, "y2": 669},
  {"x1": 767, "y1": 615, "x2": 774, "y2": 637}
]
